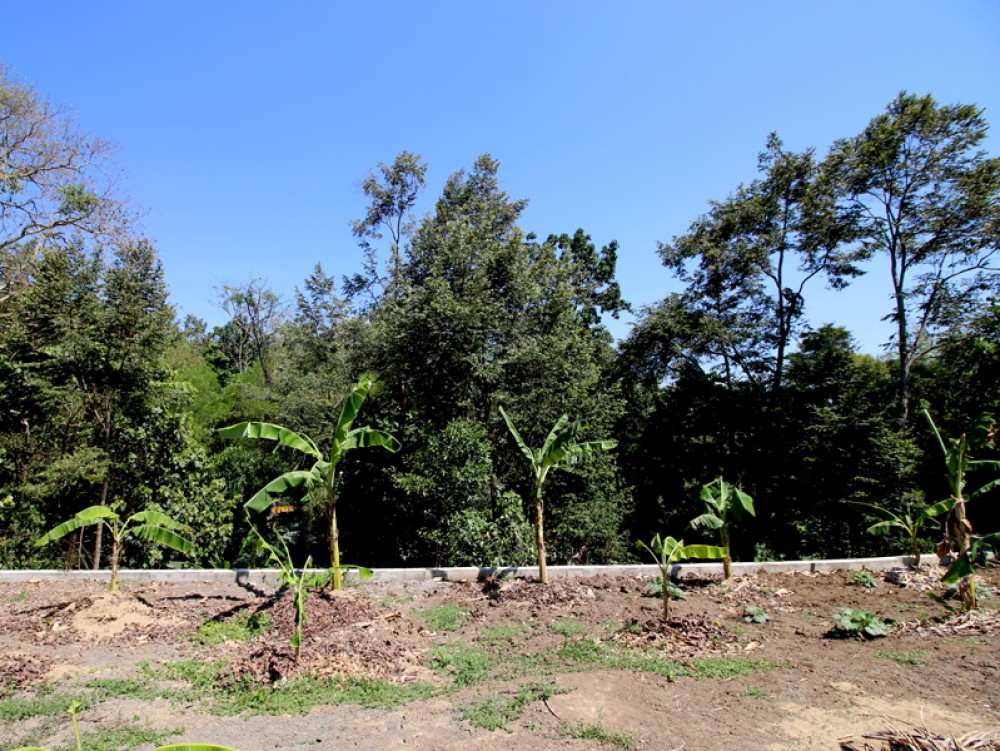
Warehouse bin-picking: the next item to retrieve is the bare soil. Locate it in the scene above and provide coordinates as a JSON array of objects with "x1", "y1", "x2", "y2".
[{"x1": 1, "y1": 564, "x2": 998, "y2": 751}]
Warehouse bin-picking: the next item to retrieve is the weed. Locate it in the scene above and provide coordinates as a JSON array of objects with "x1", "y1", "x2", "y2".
[
  {"x1": 849, "y1": 570, "x2": 879, "y2": 589},
  {"x1": 875, "y1": 649, "x2": 928, "y2": 666},
  {"x1": 427, "y1": 643, "x2": 499, "y2": 687},
  {"x1": 743, "y1": 605, "x2": 771, "y2": 623},
  {"x1": 738, "y1": 684, "x2": 762, "y2": 698},
  {"x1": 560, "y1": 719, "x2": 637, "y2": 750},
  {"x1": 9, "y1": 591, "x2": 28, "y2": 602},
  {"x1": 218, "y1": 675, "x2": 435, "y2": 716},
  {"x1": 462, "y1": 680, "x2": 565, "y2": 731},
  {"x1": 195, "y1": 612, "x2": 271, "y2": 645},
  {"x1": 416, "y1": 603, "x2": 467, "y2": 632},
  {"x1": 830, "y1": 608, "x2": 888, "y2": 638}
]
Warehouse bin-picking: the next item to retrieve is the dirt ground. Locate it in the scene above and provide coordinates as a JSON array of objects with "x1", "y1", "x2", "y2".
[{"x1": 1, "y1": 564, "x2": 998, "y2": 751}]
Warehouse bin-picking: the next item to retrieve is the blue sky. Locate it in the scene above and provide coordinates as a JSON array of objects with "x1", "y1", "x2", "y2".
[{"x1": 5, "y1": 2, "x2": 998, "y2": 353}]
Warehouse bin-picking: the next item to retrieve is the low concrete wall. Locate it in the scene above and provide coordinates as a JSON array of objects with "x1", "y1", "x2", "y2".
[{"x1": 0, "y1": 554, "x2": 925, "y2": 588}]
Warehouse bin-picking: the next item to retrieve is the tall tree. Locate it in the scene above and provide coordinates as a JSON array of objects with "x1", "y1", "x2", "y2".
[
  {"x1": 0, "y1": 64, "x2": 129, "y2": 255},
  {"x1": 651, "y1": 134, "x2": 858, "y2": 394},
  {"x1": 345, "y1": 151, "x2": 427, "y2": 310},
  {"x1": 822, "y1": 92, "x2": 1000, "y2": 425},
  {"x1": 217, "y1": 278, "x2": 283, "y2": 386}
]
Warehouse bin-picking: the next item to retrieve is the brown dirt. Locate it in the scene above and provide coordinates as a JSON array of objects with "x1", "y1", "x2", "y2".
[{"x1": 1, "y1": 564, "x2": 998, "y2": 751}]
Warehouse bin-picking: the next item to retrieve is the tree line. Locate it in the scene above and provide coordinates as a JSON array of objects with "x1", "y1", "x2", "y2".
[{"x1": 1, "y1": 65, "x2": 997, "y2": 572}]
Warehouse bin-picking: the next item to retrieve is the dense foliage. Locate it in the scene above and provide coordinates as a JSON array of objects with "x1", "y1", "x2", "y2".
[{"x1": 1, "y1": 69, "x2": 997, "y2": 571}]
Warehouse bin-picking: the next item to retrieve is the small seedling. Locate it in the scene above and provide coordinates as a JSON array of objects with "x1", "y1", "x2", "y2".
[
  {"x1": 849, "y1": 570, "x2": 879, "y2": 589},
  {"x1": 830, "y1": 608, "x2": 888, "y2": 638},
  {"x1": 743, "y1": 605, "x2": 770, "y2": 623}
]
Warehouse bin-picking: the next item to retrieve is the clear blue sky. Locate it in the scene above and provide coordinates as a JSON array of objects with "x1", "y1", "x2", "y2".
[{"x1": 5, "y1": 2, "x2": 999, "y2": 353}]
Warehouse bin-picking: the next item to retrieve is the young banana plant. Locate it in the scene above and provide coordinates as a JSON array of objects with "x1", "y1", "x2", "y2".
[
  {"x1": 499, "y1": 406, "x2": 616, "y2": 584},
  {"x1": 924, "y1": 409, "x2": 999, "y2": 611},
  {"x1": 690, "y1": 477, "x2": 755, "y2": 579},
  {"x1": 220, "y1": 373, "x2": 400, "y2": 590},
  {"x1": 637, "y1": 534, "x2": 726, "y2": 620},
  {"x1": 36, "y1": 506, "x2": 192, "y2": 592}
]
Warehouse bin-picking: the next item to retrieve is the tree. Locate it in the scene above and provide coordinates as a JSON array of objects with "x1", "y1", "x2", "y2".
[
  {"x1": 823, "y1": 92, "x2": 1000, "y2": 426},
  {"x1": 75, "y1": 240, "x2": 174, "y2": 568},
  {"x1": 345, "y1": 151, "x2": 427, "y2": 310},
  {"x1": 220, "y1": 373, "x2": 400, "y2": 589},
  {"x1": 217, "y1": 278, "x2": 283, "y2": 386},
  {"x1": 651, "y1": 133, "x2": 858, "y2": 394},
  {"x1": 0, "y1": 64, "x2": 129, "y2": 254},
  {"x1": 499, "y1": 406, "x2": 616, "y2": 584}
]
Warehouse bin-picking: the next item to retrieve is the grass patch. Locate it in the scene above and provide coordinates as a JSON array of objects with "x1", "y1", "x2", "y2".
[
  {"x1": 194, "y1": 611, "x2": 270, "y2": 645},
  {"x1": 560, "y1": 719, "x2": 637, "y2": 749},
  {"x1": 0, "y1": 687, "x2": 88, "y2": 722},
  {"x1": 462, "y1": 680, "x2": 565, "y2": 731},
  {"x1": 876, "y1": 648, "x2": 928, "y2": 666},
  {"x1": 427, "y1": 643, "x2": 500, "y2": 687},
  {"x1": 416, "y1": 603, "x2": 467, "y2": 632},
  {"x1": 216, "y1": 674, "x2": 436, "y2": 716},
  {"x1": 55, "y1": 720, "x2": 179, "y2": 751}
]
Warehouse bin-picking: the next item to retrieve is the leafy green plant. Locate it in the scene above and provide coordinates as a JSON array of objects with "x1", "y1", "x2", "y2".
[
  {"x1": 849, "y1": 570, "x2": 879, "y2": 589},
  {"x1": 829, "y1": 608, "x2": 888, "y2": 638},
  {"x1": 642, "y1": 576, "x2": 686, "y2": 602},
  {"x1": 220, "y1": 373, "x2": 400, "y2": 590},
  {"x1": 636, "y1": 534, "x2": 726, "y2": 620},
  {"x1": 35, "y1": 507, "x2": 192, "y2": 592},
  {"x1": 845, "y1": 497, "x2": 948, "y2": 567},
  {"x1": 499, "y1": 406, "x2": 616, "y2": 584},
  {"x1": 742, "y1": 605, "x2": 770, "y2": 624},
  {"x1": 690, "y1": 477, "x2": 755, "y2": 579},
  {"x1": 924, "y1": 409, "x2": 1000, "y2": 611}
]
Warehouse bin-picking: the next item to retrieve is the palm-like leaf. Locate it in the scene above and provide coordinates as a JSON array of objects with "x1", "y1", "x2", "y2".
[
  {"x1": 499, "y1": 406, "x2": 535, "y2": 467},
  {"x1": 340, "y1": 427, "x2": 402, "y2": 453},
  {"x1": 218, "y1": 422, "x2": 321, "y2": 459},
  {"x1": 131, "y1": 524, "x2": 193, "y2": 554},
  {"x1": 244, "y1": 469, "x2": 321, "y2": 513},
  {"x1": 333, "y1": 373, "x2": 378, "y2": 449},
  {"x1": 35, "y1": 506, "x2": 119, "y2": 546}
]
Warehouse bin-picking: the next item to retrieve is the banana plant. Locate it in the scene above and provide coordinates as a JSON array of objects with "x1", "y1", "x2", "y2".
[
  {"x1": 220, "y1": 373, "x2": 400, "y2": 590},
  {"x1": 242, "y1": 516, "x2": 313, "y2": 663},
  {"x1": 637, "y1": 534, "x2": 726, "y2": 620},
  {"x1": 924, "y1": 409, "x2": 1000, "y2": 611},
  {"x1": 689, "y1": 477, "x2": 755, "y2": 579},
  {"x1": 844, "y1": 497, "x2": 951, "y2": 567},
  {"x1": 35, "y1": 506, "x2": 192, "y2": 593},
  {"x1": 499, "y1": 406, "x2": 616, "y2": 584}
]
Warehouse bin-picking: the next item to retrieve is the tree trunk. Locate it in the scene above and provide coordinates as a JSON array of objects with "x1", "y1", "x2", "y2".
[
  {"x1": 721, "y1": 526, "x2": 732, "y2": 580},
  {"x1": 535, "y1": 493, "x2": 548, "y2": 584},
  {"x1": 328, "y1": 493, "x2": 342, "y2": 590}
]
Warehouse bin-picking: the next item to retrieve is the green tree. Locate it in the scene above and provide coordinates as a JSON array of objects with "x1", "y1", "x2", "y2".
[
  {"x1": 0, "y1": 64, "x2": 129, "y2": 255},
  {"x1": 345, "y1": 151, "x2": 427, "y2": 310},
  {"x1": 822, "y1": 92, "x2": 1000, "y2": 426}
]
